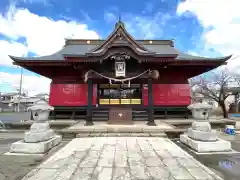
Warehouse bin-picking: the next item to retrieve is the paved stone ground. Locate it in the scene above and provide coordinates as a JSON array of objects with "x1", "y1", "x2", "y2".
[
  {"x1": 219, "y1": 133, "x2": 240, "y2": 152},
  {"x1": 0, "y1": 132, "x2": 68, "y2": 180},
  {"x1": 1, "y1": 131, "x2": 240, "y2": 180},
  {"x1": 22, "y1": 137, "x2": 222, "y2": 180}
]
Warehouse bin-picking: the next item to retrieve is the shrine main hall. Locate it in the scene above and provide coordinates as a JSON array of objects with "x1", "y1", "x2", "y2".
[{"x1": 10, "y1": 20, "x2": 231, "y2": 125}]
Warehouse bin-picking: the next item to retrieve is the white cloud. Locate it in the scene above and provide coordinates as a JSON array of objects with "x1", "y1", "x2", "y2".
[
  {"x1": 103, "y1": 12, "x2": 172, "y2": 39},
  {"x1": 0, "y1": 71, "x2": 51, "y2": 96},
  {"x1": 177, "y1": 0, "x2": 240, "y2": 69},
  {"x1": 0, "y1": 5, "x2": 100, "y2": 56},
  {"x1": 0, "y1": 4, "x2": 100, "y2": 94},
  {"x1": 177, "y1": 0, "x2": 240, "y2": 27},
  {"x1": 125, "y1": 15, "x2": 163, "y2": 39},
  {"x1": 0, "y1": 40, "x2": 28, "y2": 66}
]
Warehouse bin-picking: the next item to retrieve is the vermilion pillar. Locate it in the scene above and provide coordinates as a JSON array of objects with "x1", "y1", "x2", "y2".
[
  {"x1": 85, "y1": 79, "x2": 94, "y2": 126},
  {"x1": 147, "y1": 78, "x2": 156, "y2": 126}
]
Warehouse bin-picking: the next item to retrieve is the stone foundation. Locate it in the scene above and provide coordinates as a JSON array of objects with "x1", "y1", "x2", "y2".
[
  {"x1": 180, "y1": 134, "x2": 231, "y2": 153},
  {"x1": 187, "y1": 128, "x2": 218, "y2": 141},
  {"x1": 10, "y1": 135, "x2": 62, "y2": 154}
]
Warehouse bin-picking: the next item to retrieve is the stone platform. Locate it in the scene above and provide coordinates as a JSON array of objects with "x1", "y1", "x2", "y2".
[
  {"x1": 66, "y1": 121, "x2": 174, "y2": 133},
  {"x1": 58, "y1": 121, "x2": 175, "y2": 139},
  {"x1": 7, "y1": 135, "x2": 62, "y2": 155},
  {"x1": 22, "y1": 137, "x2": 223, "y2": 180},
  {"x1": 180, "y1": 134, "x2": 232, "y2": 153}
]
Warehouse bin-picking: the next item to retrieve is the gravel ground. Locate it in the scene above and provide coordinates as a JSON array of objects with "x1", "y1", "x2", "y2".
[
  {"x1": 174, "y1": 133, "x2": 240, "y2": 180},
  {"x1": 0, "y1": 132, "x2": 67, "y2": 180}
]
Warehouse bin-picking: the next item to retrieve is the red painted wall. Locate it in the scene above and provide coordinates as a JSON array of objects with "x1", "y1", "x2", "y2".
[
  {"x1": 49, "y1": 83, "x2": 97, "y2": 106},
  {"x1": 49, "y1": 83, "x2": 190, "y2": 106},
  {"x1": 143, "y1": 84, "x2": 191, "y2": 106}
]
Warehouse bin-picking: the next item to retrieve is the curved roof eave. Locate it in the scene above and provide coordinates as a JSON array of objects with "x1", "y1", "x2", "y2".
[
  {"x1": 176, "y1": 52, "x2": 232, "y2": 61},
  {"x1": 9, "y1": 55, "x2": 62, "y2": 62}
]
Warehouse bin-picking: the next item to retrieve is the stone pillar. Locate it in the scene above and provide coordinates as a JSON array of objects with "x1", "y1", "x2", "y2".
[
  {"x1": 85, "y1": 79, "x2": 94, "y2": 126},
  {"x1": 147, "y1": 78, "x2": 156, "y2": 126}
]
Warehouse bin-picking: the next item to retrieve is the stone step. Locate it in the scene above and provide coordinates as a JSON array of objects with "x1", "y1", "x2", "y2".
[{"x1": 76, "y1": 132, "x2": 167, "y2": 138}]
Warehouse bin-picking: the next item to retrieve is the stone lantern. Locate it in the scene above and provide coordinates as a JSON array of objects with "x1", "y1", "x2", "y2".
[
  {"x1": 188, "y1": 102, "x2": 212, "y2": 120},
  {"x1": 180, "y1": 102, "x2": 231, "y2": 153},
  {"x1": 8, "y1": 103, "x2": 62, "y2": 155},
  {"x1": 28, "y1": 103, "x2": 54, "y2": 122}
]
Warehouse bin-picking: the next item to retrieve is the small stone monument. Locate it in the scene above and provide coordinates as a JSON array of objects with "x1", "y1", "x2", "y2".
[
  {"x1": 180, "y1": 102, "x2": 231, "y2": 153},
  {"x1": 8, "y1": 103, "x2": 62, "y2": 155}
]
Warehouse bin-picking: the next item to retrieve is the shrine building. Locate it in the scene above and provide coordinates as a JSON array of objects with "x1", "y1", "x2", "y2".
[{"x1": 9, "y1": 20, "x2": 232, "y2": 125}]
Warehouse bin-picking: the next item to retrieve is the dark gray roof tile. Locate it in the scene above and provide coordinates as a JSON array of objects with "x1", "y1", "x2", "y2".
[
  {"x1": 9, "y1": 42, "x2": 231, "y2": 62},
  {"x1": 142, "y1": 44, "x2": 178, "y2": 55}
]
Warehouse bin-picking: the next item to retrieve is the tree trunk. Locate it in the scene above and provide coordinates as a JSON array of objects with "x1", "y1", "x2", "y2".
[{"x1": 219, "y1": 101, "x2": 228, "y2": 118}]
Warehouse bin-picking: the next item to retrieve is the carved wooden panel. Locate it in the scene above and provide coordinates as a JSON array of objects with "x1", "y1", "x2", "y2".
[{"x1": 108, "y1": 107, "x2": 133, "y2": 125}]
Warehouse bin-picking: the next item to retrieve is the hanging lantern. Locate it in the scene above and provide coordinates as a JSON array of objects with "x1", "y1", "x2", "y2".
[{"x1": 128, "y1": 80, "x2": 131, "y2": 87}]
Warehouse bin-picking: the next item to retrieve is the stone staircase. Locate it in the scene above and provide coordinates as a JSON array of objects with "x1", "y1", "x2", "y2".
[
  {"x1": 132, "y1": 110, "x2": 148, "y2": 121},
  {"x1": 92, "y1": 109, "x2": 109, "y2": 121}
]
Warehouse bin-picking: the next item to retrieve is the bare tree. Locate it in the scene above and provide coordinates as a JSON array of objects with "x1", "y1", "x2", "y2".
[{"x1": 189, "y1": 66, "x2": 240, "y2": 118}]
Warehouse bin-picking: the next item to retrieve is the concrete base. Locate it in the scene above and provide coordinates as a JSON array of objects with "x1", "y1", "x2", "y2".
[
  {"x1": 187, "y1": 128, "x2": 218, "y2": 141},
  {"x1": 180, "y1": 134, "x2": 231, "y2": 153},
  {"x1": 9, "y1": 135, "x2": 62, "y2": 154}
]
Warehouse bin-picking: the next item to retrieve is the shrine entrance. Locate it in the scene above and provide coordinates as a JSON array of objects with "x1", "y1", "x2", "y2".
[{"x1": 98, "y1": 84, "x2": 142, "y2": 105}]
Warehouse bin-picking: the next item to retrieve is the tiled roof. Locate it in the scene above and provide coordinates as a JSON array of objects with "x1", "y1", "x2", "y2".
[
  {"x1": 9, "y1": 42, "x2": 231, "y2": 62},
  {"x1": 9, "y1": 20, "x2": 232, "y2": 62}
]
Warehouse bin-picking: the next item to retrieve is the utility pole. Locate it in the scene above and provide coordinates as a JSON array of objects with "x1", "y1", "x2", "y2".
[{"x1": 17, "y1": 67, "x2": 23, "y2": 112}]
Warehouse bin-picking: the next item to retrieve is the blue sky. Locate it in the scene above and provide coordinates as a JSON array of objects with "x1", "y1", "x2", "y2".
[{"x1": 0, "y1": 0, "x2": 239, "y2": 95}]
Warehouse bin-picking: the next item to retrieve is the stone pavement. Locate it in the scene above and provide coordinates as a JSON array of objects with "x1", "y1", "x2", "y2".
[{"x1": 22, "y1": 137, "x2": 223, "y2": 180}]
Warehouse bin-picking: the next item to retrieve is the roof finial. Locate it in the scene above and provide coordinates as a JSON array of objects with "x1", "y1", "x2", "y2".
[
  {"x1": 118, "y1": 13, "x2": 122, "y2": 22},
  {"x1": 115, "y1": 13, "x2": 125, "y2": 28}
]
